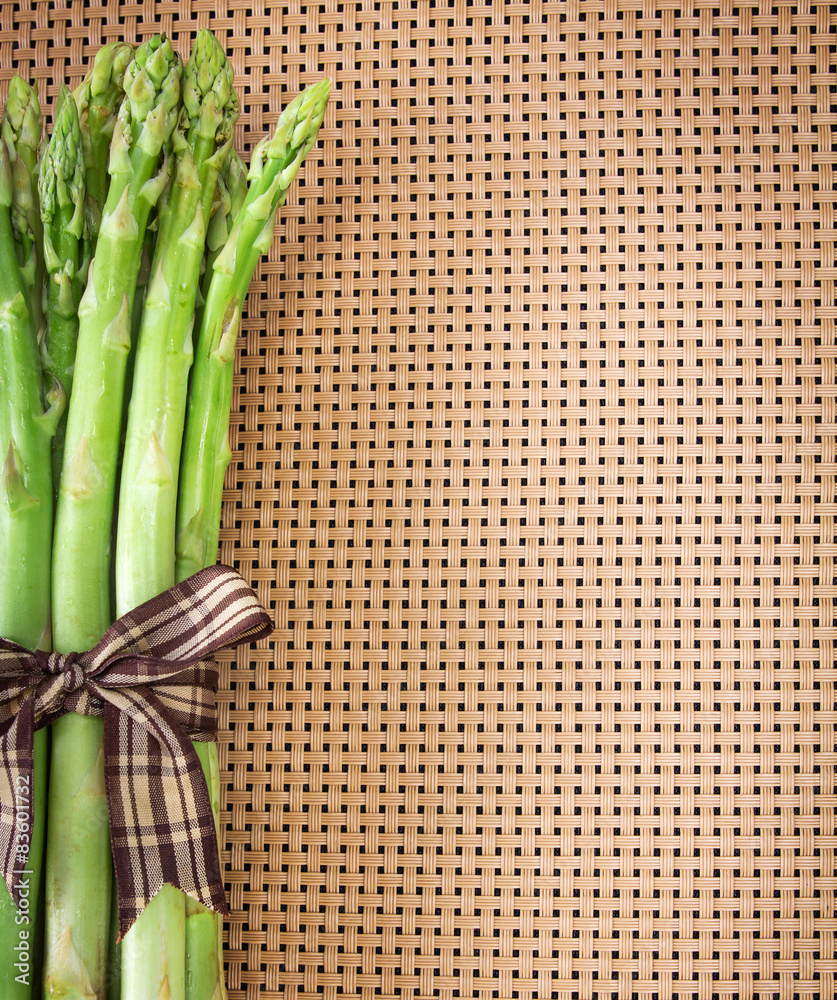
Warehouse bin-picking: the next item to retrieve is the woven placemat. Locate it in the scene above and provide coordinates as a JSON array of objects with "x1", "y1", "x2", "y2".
[{"x1": 3, "y1": 1, "x2": 837, "y2": 998}]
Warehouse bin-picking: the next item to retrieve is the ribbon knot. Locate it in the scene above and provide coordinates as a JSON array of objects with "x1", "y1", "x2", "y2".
[
  {"x1": 0, "y1": 565, "x2": 273, "y2": 937},
  {"x1": 45, "y1": 651, "x2": 84, "y2": 690},
  {"x1": 31, "y1": 650, "x2": 88, "y2": 720}
]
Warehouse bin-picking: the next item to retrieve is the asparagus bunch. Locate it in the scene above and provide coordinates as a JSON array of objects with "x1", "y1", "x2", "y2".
[
  {"x1": 44, "y1": 34, "x2": 182, "y2": 1000},
  {"x1": 0, "y1": 33, "x2": 329, "y2": 1000}
]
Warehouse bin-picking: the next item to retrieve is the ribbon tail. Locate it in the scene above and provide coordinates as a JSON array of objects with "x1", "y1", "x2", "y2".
[
  {"x1": 0, "y1": 696, "x2": 35, "y2": 909},
  {"x1": 103, "y1": 692, "x2": 228, "y2": 939}
]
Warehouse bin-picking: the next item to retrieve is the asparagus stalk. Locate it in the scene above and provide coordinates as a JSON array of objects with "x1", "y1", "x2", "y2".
[
  {"x1": 0, "y1": 135, "x2": 58, "y2": 1000},
  {"x1": 44, "y1": 34, "x2": 182, "y2": 1000},
  {"x1": 176, "y1": 79, "x2": 330, "y2": 580},
  {"x1": 73, "y1": 41, "x2": 135, "y2": 248},
  {"x1": 114, "y1": 30, "x2": 238, "y2": 1000},
  {"x1": 1, "y1": 77, "x2": 44, "y2": 342},
  {"x1": 39, "y1": 84, "x2": 86, "y2": 498}
]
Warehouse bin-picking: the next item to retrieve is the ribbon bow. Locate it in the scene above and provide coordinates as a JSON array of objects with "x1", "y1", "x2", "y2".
[{"x1": 0, "y1": 565, "x2": 272, "y2": 937}]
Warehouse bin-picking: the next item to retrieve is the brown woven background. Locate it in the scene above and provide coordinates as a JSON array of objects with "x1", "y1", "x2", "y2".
[{"x1": 3, "y1": 1, "x2": 837, "y2": 997}]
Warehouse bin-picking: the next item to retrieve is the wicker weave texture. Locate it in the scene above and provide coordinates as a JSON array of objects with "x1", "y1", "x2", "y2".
[{"x1": 2, "y1": 1, "x2": 837, "y2": 998}]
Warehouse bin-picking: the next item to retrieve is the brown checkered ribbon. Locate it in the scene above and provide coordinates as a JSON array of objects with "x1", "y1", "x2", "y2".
[{"x1": 0, "y1": 564, "x2": 273, "y2": 936}]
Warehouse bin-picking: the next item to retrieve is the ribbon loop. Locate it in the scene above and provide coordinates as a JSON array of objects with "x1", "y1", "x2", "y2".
[{"x1": 0, "y1": 565, "x2": 273, "y2": 936}]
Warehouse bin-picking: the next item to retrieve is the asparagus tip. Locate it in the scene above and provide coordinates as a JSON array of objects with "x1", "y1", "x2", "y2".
[
  {"x1": 183, "y1": 29, "x2": 238, "y2": 142},
  {"x1": 2, "y1": 75, "x2": 42, "y2": 154},
  {"x1": 39, "y1": 81, "x2": 85, "y2": 229},
  {"x1": 122, "y1": 32, "x2": 182, "y2": 140}
]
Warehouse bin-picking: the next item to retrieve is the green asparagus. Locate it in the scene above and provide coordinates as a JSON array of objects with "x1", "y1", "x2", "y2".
[
  {"x1": 44, "y1": 34, "x2": 182, "y2": 1000},
  {"x1": 114, "y1": 30, "x2": 238, "y2": 1000},
  {"x1": 176, "y1": 78, "x2": 330, "y2": 580},
  {"x1": 0, "y1": 133, "x2": 58, "y2": 1000},
  {"x1": 175, "y1": 82, "x2": 328, "y2": 999}
]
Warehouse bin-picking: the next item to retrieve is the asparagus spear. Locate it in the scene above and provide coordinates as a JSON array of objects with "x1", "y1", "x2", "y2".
[
  {"x1": 114, "y1": 30, "x2": 238, "y2": 1000},
  {"x1": 176, "y1": 79, "x2": 331, "y2": 581},
  {"x1": 43, "y1": 34, "x2": 182, "y2": 1000},
  {"x1": 39, "y1": 84, "x2": 86, "y2": 498},
  {"x1": 1, "y1": 77, "x2": 44, "y2": 341},
  {"x1": 173, "y1": 82, "x2": 327, "y2": 998},
  {"x1": 0, "y1": 135, "x2": 58, "y2": 1000},
  {"x1": 73, "y1": 41, "x2": 135, "y2": 247}
]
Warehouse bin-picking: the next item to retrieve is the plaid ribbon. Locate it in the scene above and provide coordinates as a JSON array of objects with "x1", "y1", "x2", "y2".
[{"x1": 0, "y1": 565, "x2": 272, "y2": 937}]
